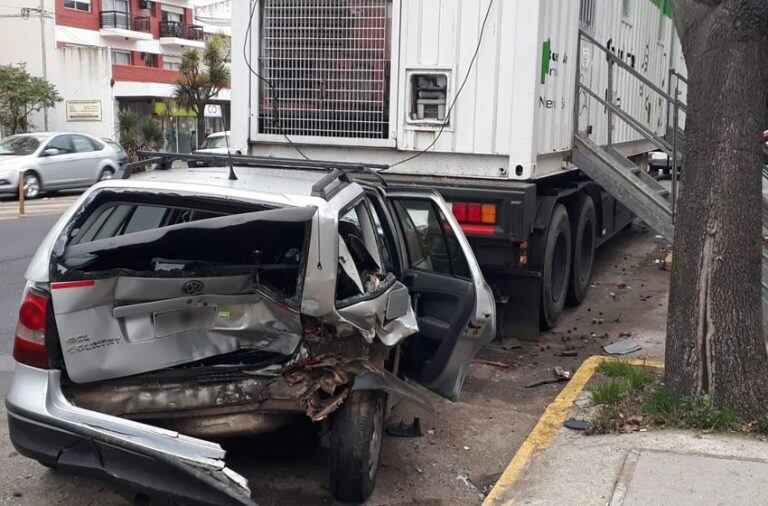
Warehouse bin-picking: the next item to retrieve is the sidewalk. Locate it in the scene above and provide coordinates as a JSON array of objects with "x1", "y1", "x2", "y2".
[{"x1": 484, "y1": 357, "x2": 768, "y2": 505}]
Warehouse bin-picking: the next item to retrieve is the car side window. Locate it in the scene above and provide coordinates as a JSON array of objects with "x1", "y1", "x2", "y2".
[
  {"x1": 391, "y1": 198, "x2": 471, "y2": 279},
  {"x1": 45, "y1": 135, "x2": 74, "y2": 155},
  {"x1": 71, "y1": 135, "x2": 95, "y2": 153},
  {"x1": 336, "y1": 201, "x2": 392, "y2": 304}
]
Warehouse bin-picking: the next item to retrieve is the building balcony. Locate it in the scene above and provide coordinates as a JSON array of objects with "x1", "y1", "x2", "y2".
[
  {"x1": 99, "y1": 11, "x2": 153, "y2": 40},
  {"x1": 159, "y1": 21, "x2": 205, "y2": 49}
]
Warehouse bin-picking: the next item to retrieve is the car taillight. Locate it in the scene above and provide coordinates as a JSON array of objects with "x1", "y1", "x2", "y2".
[
  {"x1": 13, "y1": 288, "x2": 50, "y2": 369},
  {"x1": 451, "y1": 201, "x2": 498, "y2": 236}
]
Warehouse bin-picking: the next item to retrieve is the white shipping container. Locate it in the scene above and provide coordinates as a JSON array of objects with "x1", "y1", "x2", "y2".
[{"x1": 231, "y1": 0, "x2": 683, "y2": 181}]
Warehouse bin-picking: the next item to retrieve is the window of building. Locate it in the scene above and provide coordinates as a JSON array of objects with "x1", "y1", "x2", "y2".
[
  {"x1": 161, "y1": 8, "x2": 183, "y2": 23},
  {"x1": 143, "y1": 53, "x2": 158, "y2": 67},
  {"x1": 163, "y1": 55, "x2": 181, "y2": 71},
  {"x1": 64, "y1": 0, "x2": 90, "y2": 12},
  {"x1": 112, "y1": 50, "x2": 131, "y2": 66},
  {"x1": 258, "y1": 0, "x2": 391, "y2": 140},
  {"x1": 407, "y1": 71, "x2": 450, "y2": 126},
  {"x1": 579, "y1": 0, "x2": 595, "y2": 29}
]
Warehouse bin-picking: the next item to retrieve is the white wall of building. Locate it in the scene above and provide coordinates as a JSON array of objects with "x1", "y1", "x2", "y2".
[{"x1": 50, "y1": 46, "x2": 117, "y2": 138}]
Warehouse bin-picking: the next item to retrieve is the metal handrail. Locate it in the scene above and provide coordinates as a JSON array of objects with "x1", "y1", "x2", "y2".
[
  {"x1": 575, "y1": 28, "x2": 688, "y2": 218},
  {"x1": 579, "y1": 30, "x2": 687, "y2": 113}
]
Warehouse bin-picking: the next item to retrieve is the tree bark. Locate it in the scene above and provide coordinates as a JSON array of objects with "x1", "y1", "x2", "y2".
[
  {"x1": 196, "y1": 112, "x2": 206, "y2": 149},
  {"x1": 666, "y1": 0, "x2": 768, "y2": 418}
]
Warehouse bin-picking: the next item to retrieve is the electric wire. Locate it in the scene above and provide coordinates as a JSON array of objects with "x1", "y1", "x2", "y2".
[{"x1": 388, "y1": 0, "x2": 495, "y2": 169}]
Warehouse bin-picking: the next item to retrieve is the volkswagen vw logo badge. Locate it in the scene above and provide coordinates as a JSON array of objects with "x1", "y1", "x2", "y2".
[{"x1": 182, "y1": 280, "x2": 205, "y2": 295}]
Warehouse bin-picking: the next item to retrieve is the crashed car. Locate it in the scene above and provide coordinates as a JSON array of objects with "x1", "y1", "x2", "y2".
[{"x1": 6, "y1": 157, "x2": 495, "y2": 504}]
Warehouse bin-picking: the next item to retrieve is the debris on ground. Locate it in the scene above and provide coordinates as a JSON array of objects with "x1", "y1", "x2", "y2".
[
  {"x1": 470, "y1": 472, "x2": 503, "y2": 495},
  {"x1": 554, "y1": 350, "x2": 578, "y2": 357},
  {"x1": 592, "y1": 318, "x2": 604, "y2": 325},
  {"x1": 619, "y1": 332, "x2": 632, "y2": 338},
  {"x1": 622, "y1": 414, "x2": 645, "y2": 433},
  {"x1": 564, "y1": 419, "x2": 590, "y2": 431},
  {"x1": 473, "y1": 359, "x2": 511, "y2": 370},
  {"x1": 525, "y1": 366, "x2": 572, "y2": 388},
  {"x1": 603, "y1": 340, "x2": 642, "y2": 355},
  {"x1": 501, "y1": 337, "x2": 523, "y2": 350},
  {"x1": 386, "y1": 418, "x2": 423, "y2": 438},
  {"x1": 456, "y1": 472, "x2": 473, "y2": 488}
]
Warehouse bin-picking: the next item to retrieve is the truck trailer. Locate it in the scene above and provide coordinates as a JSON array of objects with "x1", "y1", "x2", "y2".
[{"x1": 230, "y1": 0, "x2": 688, "y2": 340}]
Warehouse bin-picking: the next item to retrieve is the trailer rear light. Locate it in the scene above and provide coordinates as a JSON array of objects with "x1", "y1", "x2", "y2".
[
  {"x1": 13, "y1": 288, "x2": 50, "y2": 369},
  {"x1": 452, "y1": 202, "x2": 497, "y2": 224},
  {"x1": 467, "y1": 203, "x2": 482, "y2": 223},
  {"x1": 452, "y1": 203, "x2": 467, "y2": 222}
]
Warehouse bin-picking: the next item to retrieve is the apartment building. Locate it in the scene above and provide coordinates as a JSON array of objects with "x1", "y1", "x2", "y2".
[{"x1": 0, "y1": 0, "x2": 230, "y2": 152}]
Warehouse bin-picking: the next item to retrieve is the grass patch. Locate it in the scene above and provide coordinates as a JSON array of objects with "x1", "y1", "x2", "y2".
[
  {"x1": 597, "y1": 361, "x2": 656, "y2": 391},
  {"x1": 590, "y1": 379, "x2": 630, "y2": 406},
  {"x1": 586, "y1": 363, "x2": 746, "y2": 435}
]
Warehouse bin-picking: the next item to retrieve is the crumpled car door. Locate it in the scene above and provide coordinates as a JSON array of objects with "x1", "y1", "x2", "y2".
[
  {"x1": 384, "y1": 188, "x2": 496, "y2": 400},
  {"x1": 51, "y1": 206, "x2": 315, "y2": 383}
]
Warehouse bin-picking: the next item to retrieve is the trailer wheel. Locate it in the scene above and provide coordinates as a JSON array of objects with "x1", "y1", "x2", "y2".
[
  {"x1": 567, "y1": 196, "x2": 596, "y2": 305},
  {"x1": 540, "y1": 204, "x2": 572, "y2": 329},
  {"x1": 329, "y1": 390, "x2": 384, "y2": 503}
]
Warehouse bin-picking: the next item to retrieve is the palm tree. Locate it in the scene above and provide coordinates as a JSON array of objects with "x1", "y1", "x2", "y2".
[
  {"x1": 173, "y1": 35, "x2": 230, "y2": 147},
  {"x1": 118, "y1": 108, "x2": 164, "y2": 163}
]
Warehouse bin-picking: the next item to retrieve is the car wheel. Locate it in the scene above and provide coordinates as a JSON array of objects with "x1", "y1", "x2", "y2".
[
  {"x1": 566, "y1": 196, "x2": 596, "y2": 306},
  {"x1": 540, "y1": 204, "x2": 571, "y2": 329},
  {"x1": 329, "y1": 390, "x2": 384, "y2": 503},
  {"x1": 98, "y1": 168, "x2": 115, "y2": 181},
  {"x1": 23, "y1": 173, "x2": 41, "y2": 200}
]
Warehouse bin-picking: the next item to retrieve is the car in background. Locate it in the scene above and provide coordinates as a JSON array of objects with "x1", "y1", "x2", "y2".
[
  {"x1": 0, "y1": 132, "x2": 120, "y2": 199},
  {"x1": 187, "y1": 131, "x2": 235, "y2": 167},
  {"x1": 101, "y1": 138, "x2": 128, "y2": 168}
]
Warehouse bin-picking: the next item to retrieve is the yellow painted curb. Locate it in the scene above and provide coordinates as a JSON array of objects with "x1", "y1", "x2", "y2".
[{"x1": 482, "y1": 355, "x2": 665, "y2": 506}]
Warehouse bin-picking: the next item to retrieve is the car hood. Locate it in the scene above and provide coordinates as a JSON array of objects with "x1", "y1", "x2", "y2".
[{"x1": 0, "y1": 154, "x2": 30, "y2": 166}]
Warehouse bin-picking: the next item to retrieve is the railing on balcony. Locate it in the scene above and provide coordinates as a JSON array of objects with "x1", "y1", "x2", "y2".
[
  {"x1": 159, "y1": 21, "x2": 204, "y2": 41},
  {"x1": 133, "y1": 16, "x2": 150, "y2": 32},
  {"x1": 100, "y1": 11, "x2": 151, "y2": 32}
]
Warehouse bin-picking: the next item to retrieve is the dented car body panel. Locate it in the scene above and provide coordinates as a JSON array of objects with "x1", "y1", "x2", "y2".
[{"x1": 8, "y1": 165, "x2": 497, "y2": 503}]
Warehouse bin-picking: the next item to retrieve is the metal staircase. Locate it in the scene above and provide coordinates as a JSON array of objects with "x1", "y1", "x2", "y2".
[{"x1": 573, "y1": 29, "x2": 768, "y2": 323}]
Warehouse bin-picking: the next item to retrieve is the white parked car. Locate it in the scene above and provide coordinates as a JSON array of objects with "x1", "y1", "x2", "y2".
[
  {"x1": 188, "y1": 131, "x2": 235, "y2": 167},
  {"x1": 0, "y1": 132, "x2": 120, "y2": 199}
]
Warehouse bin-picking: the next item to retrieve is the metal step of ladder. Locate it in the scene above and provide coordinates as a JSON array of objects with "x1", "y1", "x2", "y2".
[{"x1": 573, "y1": 134, "x2": 674, "y2": 242}]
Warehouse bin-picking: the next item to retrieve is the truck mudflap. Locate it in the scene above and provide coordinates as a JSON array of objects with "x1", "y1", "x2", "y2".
[{"x1": 6, "y1": 364, "x2": 255, "y2": 505}]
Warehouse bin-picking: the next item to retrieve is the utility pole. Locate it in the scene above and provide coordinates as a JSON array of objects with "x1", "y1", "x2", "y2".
[{"x1": 38, "y1": 0, "x2": 49, "y2": 131}]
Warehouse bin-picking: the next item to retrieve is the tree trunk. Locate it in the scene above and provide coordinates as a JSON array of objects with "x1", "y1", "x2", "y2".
[
  {"x1": 666, "y1": 0, "x2": 768, "y2": 418},
  {"x1": 196, "y1": 112, "x2": 206, "y2": 149}
]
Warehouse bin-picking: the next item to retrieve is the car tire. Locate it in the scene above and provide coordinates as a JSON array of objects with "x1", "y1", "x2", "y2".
[
  {"x1": 329, "y1": 390, "x2": 384, "y2": 503},
  {"x1": 22, "y1": 172, "x2": 41, "y2": 200},
  {"x1": 540, "y1": 204, "x2": 571, "y2": 329},
  {"x1": 98, "y1": 168, "x2": 115, "y2": 182},
  {"x1": 566, "y1": 196, "x2": 596, "y2": 306}
]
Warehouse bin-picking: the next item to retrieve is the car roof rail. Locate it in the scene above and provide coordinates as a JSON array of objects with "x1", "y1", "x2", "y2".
[{"x1": 126, "y1": 151, "x2": 389, "y2": 200}]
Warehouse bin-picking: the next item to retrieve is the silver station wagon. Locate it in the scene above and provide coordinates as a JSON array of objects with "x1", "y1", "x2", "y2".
[
  {"x1": 6, "y1": 155, "x2": 495, "y2": 504},
  {"x1": 0, "y1": 132, "x2": 120, "y2": 199}
]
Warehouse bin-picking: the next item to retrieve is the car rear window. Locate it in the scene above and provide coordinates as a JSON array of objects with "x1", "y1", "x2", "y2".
[{"x1": 56, "y1": 192, "x2": 313, "y2": 305}]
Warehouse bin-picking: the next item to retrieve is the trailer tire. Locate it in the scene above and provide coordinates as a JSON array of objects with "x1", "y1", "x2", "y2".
[
  {"x1": 329, "y1": 390, "x2": 384, "y2": 503},
  {"x1": 567, "y1": 196, "x2": 596, "y2": 306},
  {"x1": 540, "y1": 204, "x2": 571, "y2": 329}
]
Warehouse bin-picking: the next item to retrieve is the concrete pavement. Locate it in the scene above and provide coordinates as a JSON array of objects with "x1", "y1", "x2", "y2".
[
  {"x1": 484, "y1": 357, "x2": 768, "y2": 506},
  {"x1": 0, "y1": 196, "x2": 79, "y2": 221}
]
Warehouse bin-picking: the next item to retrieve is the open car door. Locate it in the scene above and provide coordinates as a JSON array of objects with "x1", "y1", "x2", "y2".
[{"x1": 383, "y1": 189, "x2": 496, "y2": 400}]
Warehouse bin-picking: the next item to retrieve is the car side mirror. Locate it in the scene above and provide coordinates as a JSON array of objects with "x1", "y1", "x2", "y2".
[
  {"x1": 385, "y1": 284, "x2": 410, "y2": 321},
  {"x1": 42, "y1": 148, "x2": 60, "y2": 157}
]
